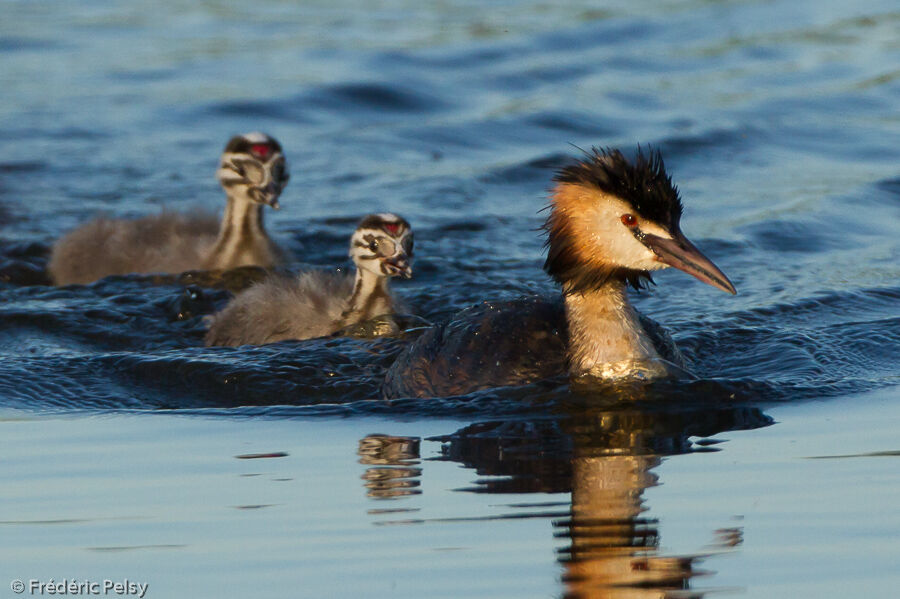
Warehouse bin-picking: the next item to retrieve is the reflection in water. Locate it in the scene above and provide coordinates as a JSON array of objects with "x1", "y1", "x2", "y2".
[
  {"x1": 424, "y1": 402, "x2": 772, "y2": 598},
  {"x1": 358, "y1": 434, "x2": 422, "y2": 500},
  {"x1": 562, "y1": 453, "x2": 696, "y2": 598}
]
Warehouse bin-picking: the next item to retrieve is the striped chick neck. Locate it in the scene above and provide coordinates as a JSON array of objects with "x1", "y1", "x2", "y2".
[{"x1": 340, "y1": 213, "x2": 413, "y2": 326}]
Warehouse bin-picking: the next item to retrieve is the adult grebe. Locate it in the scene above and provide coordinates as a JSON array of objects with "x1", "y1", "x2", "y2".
[
  {"x1": 382, "y1": 147, "x2": 735, "y2": 399},
  {"x1": 48, "y1": 132, "x2": 290, "y2": 285},
  {"x1": 205, "y1": 213, "x2": 413, "y2": 347}
]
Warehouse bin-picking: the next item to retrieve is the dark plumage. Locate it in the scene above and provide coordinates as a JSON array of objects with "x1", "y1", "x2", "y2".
[
  {"x1": 383, "y1": 298, "x2": 569, "y2": 399},
  {"x1": 381, "y1": 297, "x2": 683, "y2": 399}
]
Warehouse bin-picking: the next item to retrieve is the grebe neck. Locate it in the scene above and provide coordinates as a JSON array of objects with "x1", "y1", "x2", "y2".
[
  {"x1": 563, "y1": 280, "x2": 665, "y2": 380},
  {"x1": 340, "y1": 267, "x2": 392, "y2": 327},
  {"x1": 204, "y1": 193, "x2": 270, "y2": 270}
]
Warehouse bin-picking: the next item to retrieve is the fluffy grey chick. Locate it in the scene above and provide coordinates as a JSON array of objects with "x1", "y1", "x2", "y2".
[
  {"x1": 205, "y1": 213, "x2": 413, "y2": 347},
  {"x1": 48, "y1": 132, "x2": 290, "y2": 285}
]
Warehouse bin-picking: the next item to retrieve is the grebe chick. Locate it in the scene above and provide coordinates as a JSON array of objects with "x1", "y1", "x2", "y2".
[
  {"x1": 382, "y1": 147, "x2": 736, "y2": 399},
  {"x1": 205, "y1": 213, "x2": 413, "y2": 347},
  {"x1": 48, "y1": 132, "x2": 290, "y2": 285}
]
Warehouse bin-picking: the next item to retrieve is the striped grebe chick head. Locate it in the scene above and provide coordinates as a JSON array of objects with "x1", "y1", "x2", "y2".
[
  {"x1": 544, "y1": 147, "x2": 735, "y2": 295},
  {"x1": 350, "y1": 213, "x2": 414, "y2": 279},
  {"x1": 216, "y1": 132, "x2": 290, "y2": 209}
]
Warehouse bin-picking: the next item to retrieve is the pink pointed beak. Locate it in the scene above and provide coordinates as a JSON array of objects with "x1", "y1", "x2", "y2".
[{"x1": 642, "y1": 230, "x2": 736, "y2": 294}]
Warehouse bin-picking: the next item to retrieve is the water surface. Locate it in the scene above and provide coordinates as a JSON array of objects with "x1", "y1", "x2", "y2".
[{"x1": 1, "y1": 0, "x2": 899, "y2": 597}]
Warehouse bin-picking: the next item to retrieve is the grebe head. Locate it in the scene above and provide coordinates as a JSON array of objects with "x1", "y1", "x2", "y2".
[
  {"x1": 544, "y1": 147, "x2": 735, "y2": 295},
  {"x1": 350, "y1": 213, "x2": 414, "y2": 279},
  {"x1": 216, "y1": 132, "x2": 290, "y2": 209}
]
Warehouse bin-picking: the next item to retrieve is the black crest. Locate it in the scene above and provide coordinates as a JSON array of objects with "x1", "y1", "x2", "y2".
[{"x1": 554, "y1": 146, "x2": 683, "y2": 230}]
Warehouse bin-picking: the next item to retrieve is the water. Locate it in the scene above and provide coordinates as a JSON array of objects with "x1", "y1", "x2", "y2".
[{"x1": 1, "y1": 0, "x2": 899, "y2": 597}]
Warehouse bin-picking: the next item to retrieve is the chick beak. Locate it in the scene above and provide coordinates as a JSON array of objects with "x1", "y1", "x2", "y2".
[
  {"x1": 256, "y1": 182, "x2": 281, "y2": 210},
  {"x1": 383, "y1": 253, "x2": 413, "y2": 279},
  {"x1": 266, "y1": 184, "x2": 282, "y2": 210},
  {"x1": 642, "y1": 229, "x2": 736, "y2": 294}
]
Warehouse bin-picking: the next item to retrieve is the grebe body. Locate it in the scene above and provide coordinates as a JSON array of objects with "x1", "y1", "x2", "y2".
[{"x1": 383, "y1": 148, "x2": 734, "y2": 399}]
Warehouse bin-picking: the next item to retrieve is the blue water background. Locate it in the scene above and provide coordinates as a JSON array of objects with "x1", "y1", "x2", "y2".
[{"x1": 1, "y1": 1, "x2": 899, "y2": 597}]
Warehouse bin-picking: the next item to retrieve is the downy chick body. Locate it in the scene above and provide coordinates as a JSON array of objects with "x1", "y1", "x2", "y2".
[
  {"x1": 48, "y1": 132, "x2": 289, "y2": 285},
  {"x1": 205, "y1": 213, "x2": 413, "y2": 347}
]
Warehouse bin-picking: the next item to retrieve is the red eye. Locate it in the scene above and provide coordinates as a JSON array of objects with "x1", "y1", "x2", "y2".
[{"x1": 621, "y1": 214, "x2": 637, "y2": 227}]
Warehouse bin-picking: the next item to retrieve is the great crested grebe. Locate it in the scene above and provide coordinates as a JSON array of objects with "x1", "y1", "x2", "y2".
[
  {"x1": 382, "y1": 147, "x2": 735, "y2": 399},
  {"x1": 205, "y1": 213, "x2": 413, "y2": 347},
  {"x1": 48, "y1": 132, "x2": 290, "y2": 285}
]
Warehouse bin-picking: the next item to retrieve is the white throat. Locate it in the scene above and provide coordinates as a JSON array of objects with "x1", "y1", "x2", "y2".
[{"x1": 563, "y1": 280, "x2": 667, "y2": 380}]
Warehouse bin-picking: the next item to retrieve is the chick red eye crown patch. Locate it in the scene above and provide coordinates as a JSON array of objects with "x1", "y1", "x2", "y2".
[{"x1": 251, "y1": 144, "x2": 272, "y2": 159}]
